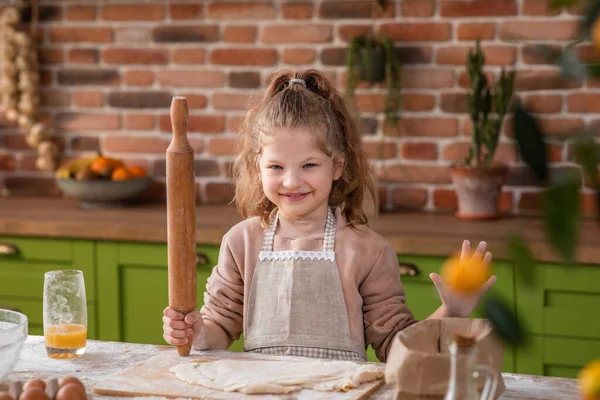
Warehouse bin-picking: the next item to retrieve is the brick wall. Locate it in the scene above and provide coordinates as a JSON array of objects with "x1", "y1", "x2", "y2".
[{"x1": 0, "y1": 0, "x2": 596, "y2": 215}]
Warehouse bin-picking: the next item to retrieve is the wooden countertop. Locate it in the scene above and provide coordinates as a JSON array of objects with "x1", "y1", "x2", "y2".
[
  {"x1": 6, "y1": 336, "x2": 582, "y2": 400},
  {"x1": 1, "y1": 197, "x2": 599, "y2": 264}
]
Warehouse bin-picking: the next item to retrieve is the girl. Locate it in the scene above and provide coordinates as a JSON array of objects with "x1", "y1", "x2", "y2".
[{"x1": 162, "y1": 69, "x2": 496, "y2": 363}]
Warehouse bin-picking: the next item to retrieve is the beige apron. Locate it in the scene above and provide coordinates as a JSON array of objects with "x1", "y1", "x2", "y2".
[{"x1": 245, "y1": 207, "x2": 366, "y2": 361}]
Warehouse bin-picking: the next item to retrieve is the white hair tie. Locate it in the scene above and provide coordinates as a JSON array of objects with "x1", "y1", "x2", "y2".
[{"x1": 289, "y1": 78, "x2": 306, "y2": 88}]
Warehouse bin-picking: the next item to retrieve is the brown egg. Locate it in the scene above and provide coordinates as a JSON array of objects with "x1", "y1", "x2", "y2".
[
  {"x1": 57, "y1": 378, "x2": 83, "y2": 391},
  {"x1": 23, "y1": 380, "x2": 45, "y2": 392},
  {"x1": 55, "y1": 384, "x2": 86, "y2": 400},
  {"x1": 19, "y1": 388, "x2": 49, "y2": 400},
  {"x1": 0, "y1": 392, "x2": 15, "y2": 400}
]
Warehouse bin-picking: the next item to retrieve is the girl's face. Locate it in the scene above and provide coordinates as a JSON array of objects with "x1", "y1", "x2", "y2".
[{"x1": 259, "y1": 127, "x2": 343, "y2": 220}]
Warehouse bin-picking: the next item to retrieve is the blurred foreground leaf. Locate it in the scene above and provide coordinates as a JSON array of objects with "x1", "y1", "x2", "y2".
[
  {"x1": 581, "y1": 0, "x2": 600, "y2": 40},
  {"x1": 484, "y1": 294, "x2": 525, "y2": 345},
  {"x1": 559, "y1": 48, "x2": 587, "y2": 80},
  {"x1": 573, "y1": 132, "x2": 600, "y2": 187},
  {"x1": 542, "y1": 175, "x2": 581, "y2": 263},
  {"x1": 507, "y1": 233, "x2": 536, "y2": 287},
  {"x1": 512, "y1": 101, "x2": 549, "y2": 183}
]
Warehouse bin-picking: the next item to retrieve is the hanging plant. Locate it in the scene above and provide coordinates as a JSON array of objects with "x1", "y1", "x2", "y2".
[{"x1": 0, "y1": 0, "x2": 59, "y2": 173}]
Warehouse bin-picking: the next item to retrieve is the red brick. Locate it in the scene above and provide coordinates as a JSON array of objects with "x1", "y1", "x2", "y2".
[
  {"x1": 176, "y1": 93, "x2": 208, "y2": 110},
  {"x1": 383, "y1": 165, "x2": 452, "y2": 184},
  {"x1": 522, "y1": 44, "x2": 563, "y2": 65},
  {"x1": 518, "y1": 191, "x2": 541, "y2": 211},
  {"x1": 157, "y1": 70, "x2": 225, "y2": 87},
  {"x1": 441, "y1": 1, "x2": 517, "y2": 17},
  {"x1": 338, "y1": 25, "x2": 373, "y2": 42},
  {"x1": 262, "y1": 24, "x2": 333, "y2": 43},
  {"x1": 457, "y1": 23, "x2": 496, "y2": 41},
  {"x1": 115, "y1": 28, "x2": 152, "y2": 43},
  {"x1": 522, "y1": 0, "x2": 561, "y2": 16},
  {"x1": 380, "y1": 23, "x2": 451, "y2": 42},
  {"x1": 437, "y1": 45, "x2": 517, "y2": 66},
  {"x1": 67, "y1": 49, "x2": 98, "y2": 64},
  {"x1": 170, "y1": 4, "x2": 203, "y2": 20},
  {"x1": 124, "y1": 70, "x2": 154, "y2": 86},
  {"x1": 282, "y1": 49, "x2": 316, "y2": 65},
  {"x1": 0, "y1": 154, "x2": 15, "y2": 171},
  {"x1": 153, "y1": 26, "x2": 219, "y2": 43},
  {"x1": 355, "y1": 94, "x2": 385, "y2": 113},
  {"x1": 523, "y1": 94, "x2": 562, "y2": 113},
  {"x1": 210, "y1": 48, "x2": 278, "y2": 66},
  {"x1": 443, "y1": 141, "x2": 516, "y2": 163},
  {"x1": 207, "y1": 2, "x2": 275, "y2": 19},
  {"x1": 207, "y1": 138, "x2": 236, "y2": 156},
  {"x1": 402, "y1": 94, "x2": 435, "y2": 111},
  {"x1": 515, "y1": 70, "x2": 581, "y2": 91},
  {"x1": 172, "y1": 49, "x2": 206, "y2": 65},
  {"x1": 534, "y1": 117, "x2": 585, "y2": 137},
  {"x1": 229, "y1": 72, "x2": 261, "y2": 89},
  {"x1": 204, "y1": 182, "x2": 235, "y2": 204},
  {"x1": 567, "y1": 93, "x2": 600, "y2": 113},
  {"x1": 66, "y1": 6, "x2": 96, "y2": 21},
  {"x1": 72, "y1": 91, "x2": 104, "y2": 108},
  {"x1": 227, "y1": 115, "x2": 245, "y2": 132},
  {"x1": 223, "y1": 26, "x2": 257, "y2": 43},
  {"x1": 103, "y1": 48, "x2": 168, "y2": 65},
  {"x1": 581, "y1": 192, "x2": 599, "y2": 215},
  {"x1": 49, "y1": 28, "x2": 112, "y2": 43},
  {"x1": 440, "y1": 93, "x2": 467, "y2": 114},
  {"x1": 401, "y1": 68, "x2": 455, "y2": 89},
  {"x1": 281, "y1": 3, "x2": 314, "y2": 19},
  {"x1": 401, "y1": 142, "x2": 438, "y2": 160},
  {"x1": 391, "y1": 188, "x2": 428, "y2": 209},
  {"x1": 159, "y1": 115, "x2": 226, "y2": 134},
  {"x1": 319, "y1": 1, "x2": 395, "y2": 18},
  {"x1": 457, "y1": 70, "x2": 496, "y2": 89},
  {"x1": 124, "y1": 114, "x2": 155, "y2": 130},
  {"x1": 211, "y1": 93, "x2": 256, "y2": 111},
  {"x1": 364, "y1": 142, "x2": 397, "y2": 160},
  {"x1": 499, "y1": 20, "x2": 579, "y2": 41},
  {"x1": 70, "y1": 136, "x2": 100, "y2": 152},
  {"x1": 435, "y1": 189, "x2": 513, "y2": 212},
  {"x1": 40, "y1": 89, "x2": 70, "y2": 107},
  {"x1": 401, "y1": 0, "x2": 436, "y2": 17},
  {"x1": 101, "y1": 4, "x2": 164, "y2": 21},
  {"x1": 386, "y1": 118, "x2": 458, "y2": 137},
  {"x1": 104, "y1": 136, "x2": 169, "y2": 153},
  {"x1": 57, "y1": 113, "x2": 120, "y2": 131},
  {"x1": 39, "y1": 48, "x2": 64, "y2": 64}
]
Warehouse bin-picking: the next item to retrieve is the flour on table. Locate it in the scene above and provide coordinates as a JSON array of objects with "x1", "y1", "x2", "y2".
[{"x1": 169, "y1": 359, "x2": 383, "y2": 394}]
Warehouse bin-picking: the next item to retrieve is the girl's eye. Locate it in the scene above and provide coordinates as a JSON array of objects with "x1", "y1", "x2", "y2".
[
  {"x1": 269, "y1": 165, "x2": 282, "y2": 170},
  {"x1": 304, "y1": 163, "x2": 318, "y2": 168}
]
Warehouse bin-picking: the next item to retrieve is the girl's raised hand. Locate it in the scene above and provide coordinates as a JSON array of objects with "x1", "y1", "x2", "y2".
[{"x1": 428, "y1": 240, "x2": 497, "y2": 318}]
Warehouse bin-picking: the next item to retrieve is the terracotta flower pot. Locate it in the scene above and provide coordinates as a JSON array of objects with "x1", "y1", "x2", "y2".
[{"x1": 449, "y1": 164, "x2": 509, "y2": 220}]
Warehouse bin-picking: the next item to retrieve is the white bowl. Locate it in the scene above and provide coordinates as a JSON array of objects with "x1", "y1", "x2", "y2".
[{"x1": 0, "y1": 309, "x2": 28, "y2": 382}]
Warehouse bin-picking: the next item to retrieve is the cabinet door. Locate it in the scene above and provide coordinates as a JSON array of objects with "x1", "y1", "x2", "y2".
[
  {"x1": 96, "y1": 241, "x2": 244, "y2": 351},
  {"x1": 392, "y1": 254, "x2": 516, "y2": 372},
  {"x1": 0, "y1": 236, "x2": 98, "y2": 339}
]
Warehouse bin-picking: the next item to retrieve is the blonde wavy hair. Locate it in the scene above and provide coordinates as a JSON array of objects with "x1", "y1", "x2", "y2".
[{"x1": 232, "y1": 69, "x2": 376, "y2": 227}]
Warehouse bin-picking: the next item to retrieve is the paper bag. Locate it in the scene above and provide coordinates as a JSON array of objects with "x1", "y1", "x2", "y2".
[{"x1": 385, "y1": 318, "x2": 506, "y2": 400}]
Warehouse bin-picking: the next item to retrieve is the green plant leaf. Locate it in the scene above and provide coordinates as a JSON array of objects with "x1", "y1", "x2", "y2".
[
  {"x1": 585, "y1": 63, "x2": 600, "y2": 78},
  {"x1": 572, "y1": 132, "x2": 599, "y2": 187},
  {"x1": 506, "y1": 233, "x2": 536, "y2": 287},
  {"x1": 549, "y1": 0, "x2": 581, "y2": 8},
  {"x1": 542, "y1": 174, "x2": 581, "y2": 263},
  {"x1": 512, "y1": 100, "x2": 549, "y2": 183},
  {"x1": 484, "y1": 294, "x2": 525, "y2": 346}
]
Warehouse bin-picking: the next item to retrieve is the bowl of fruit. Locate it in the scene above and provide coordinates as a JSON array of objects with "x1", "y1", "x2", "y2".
[{"x1": 55, "y1": 154, "x2": 151, "y2": 208}]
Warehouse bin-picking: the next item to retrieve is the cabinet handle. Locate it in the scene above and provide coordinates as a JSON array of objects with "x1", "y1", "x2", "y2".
[
  {"x1": 196, "y1": 251, "x2": 208, "y2": 266},
  {"x1": 0, "y1": 242, "x2": 18, "y2": 256},
  {"x1": 399, "y1": 262, "x2": 420, "y2": 277}
]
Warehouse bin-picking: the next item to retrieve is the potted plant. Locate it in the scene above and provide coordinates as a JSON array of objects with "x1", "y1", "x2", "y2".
[{"x1": 450, "y1": 38, "x2": 515, "y2": 219}]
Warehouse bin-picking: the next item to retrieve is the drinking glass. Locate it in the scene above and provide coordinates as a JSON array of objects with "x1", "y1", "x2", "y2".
[{"x1": 43, "y1": 270, "x2": 87, "y2": 358}]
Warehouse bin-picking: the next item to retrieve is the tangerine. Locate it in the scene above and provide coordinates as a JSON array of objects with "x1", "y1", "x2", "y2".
[
  {"x1": 90, "y1": 156, "x2": 112, "y2": 178},
  {"x1": 440, "y1": 252, "x2": 491, "y2": 295},
  {"x1": 579, "y1": 359, "x2": 600, "y2": 400},
  {"x1": 111, "y1": 166, "x2": 132, "y2": 181},
  {"x1": 127, "y1": 165, "x2": 148, "y2": 178}
]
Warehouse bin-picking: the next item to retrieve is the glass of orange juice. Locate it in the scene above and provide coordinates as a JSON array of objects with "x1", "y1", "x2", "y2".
[{"x1": 43, "y1": 270, "x2": 87, "y2": 358}]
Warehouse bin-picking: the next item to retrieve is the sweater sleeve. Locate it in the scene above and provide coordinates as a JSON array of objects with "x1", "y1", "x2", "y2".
[
  {"x1": 361, "y1": 240, "x2": 418, "y2": 362},
  {"x1": 200, "y1": 232, "x2": 245, "y2": 343}
]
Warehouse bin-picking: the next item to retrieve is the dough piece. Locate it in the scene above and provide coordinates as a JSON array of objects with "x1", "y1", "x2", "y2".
[{"x1": 170, "y1": 359, "x2": 384, "y2": 394}]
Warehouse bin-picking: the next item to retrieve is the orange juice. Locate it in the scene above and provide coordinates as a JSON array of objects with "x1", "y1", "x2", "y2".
[{"x1": 45, "y1": 324, "x2": 87, "y2": 358}]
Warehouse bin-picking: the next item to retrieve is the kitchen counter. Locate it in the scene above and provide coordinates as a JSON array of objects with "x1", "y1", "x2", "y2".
[
  {"x1": 5, "y1": 336, "x2": 581, "y2": 400},
  {"x1": 1, "y1": 197, "x2": 600, "y2": 263}
]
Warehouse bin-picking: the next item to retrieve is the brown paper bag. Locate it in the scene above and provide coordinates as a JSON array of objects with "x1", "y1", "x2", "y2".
[{"x1": 384, "y1": 318, "x2": 506, "y2": 400}]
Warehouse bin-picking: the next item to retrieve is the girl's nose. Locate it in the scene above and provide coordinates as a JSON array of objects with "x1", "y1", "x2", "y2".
[{"x1": 283, "y1": 170, "x2": 302, "y2": 188}]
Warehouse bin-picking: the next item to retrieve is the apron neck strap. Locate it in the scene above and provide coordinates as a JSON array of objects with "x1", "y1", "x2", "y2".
[{"x1": 261, "y1": 208, "x2": 336, "y2": 252}]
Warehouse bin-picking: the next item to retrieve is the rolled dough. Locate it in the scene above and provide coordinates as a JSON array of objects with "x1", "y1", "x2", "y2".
[{"x1": 169, "y1": 359, "x2": 384, "y2": 394}]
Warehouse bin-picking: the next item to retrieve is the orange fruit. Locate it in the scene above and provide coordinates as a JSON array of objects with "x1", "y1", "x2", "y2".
[
  {"x1": 580, "y1": 360, "x2": 600, "y2": 400},
  {"x1": 594, "y1": 19, "x2": 600, "y2": 54},
  {"x1": 111, "y1": 166, "x2": 132, "y2": 181},
  {"x1": 90, "y1": 156, "x2": 113, "y2": 178},
  {"x1": 127, "y1": 165, "x2": 147, "y2": 178},
  {"x1": 440, "y1": 252, "x2": 491, "y2": 295}
]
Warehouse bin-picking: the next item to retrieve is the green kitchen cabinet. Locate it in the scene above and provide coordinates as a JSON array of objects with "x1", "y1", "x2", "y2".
[
  {"x1": 96, "y1": 241, "x2": 244, "y2": 352},
  {"x1": 0, "y1": 236, "x2": 98, "y2": 339},
  {"x1": 395, "y1": 254, "x2": 516, "y2": 373}
]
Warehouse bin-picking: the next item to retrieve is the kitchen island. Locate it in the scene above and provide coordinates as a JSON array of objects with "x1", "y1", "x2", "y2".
[{"x1": 6, "y1": 336, "x2": 581, "y2": 400}]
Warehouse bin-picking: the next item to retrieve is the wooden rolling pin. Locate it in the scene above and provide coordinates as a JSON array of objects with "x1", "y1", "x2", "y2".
[{"x1": 166, "y1": 96, "x2": 197, "y2": 357}]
